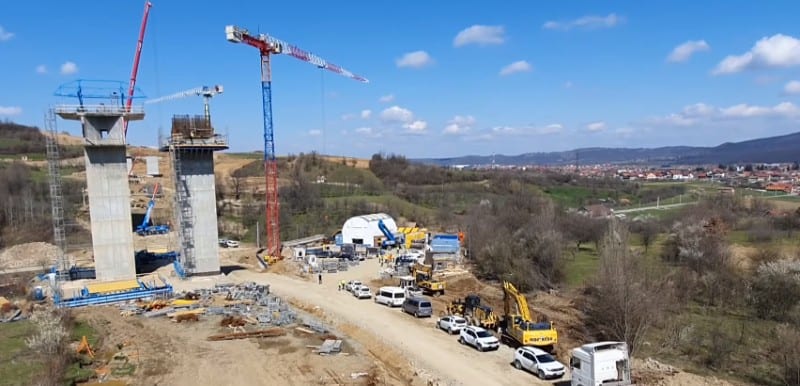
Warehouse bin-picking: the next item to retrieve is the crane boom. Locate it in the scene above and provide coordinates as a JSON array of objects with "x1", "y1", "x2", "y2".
[
  {"x1": 225, "y1": 25, "x2": 367, "y2": 258},
  {"x1": 123, "y1": 0, "x2": 153, "y2": 137}
]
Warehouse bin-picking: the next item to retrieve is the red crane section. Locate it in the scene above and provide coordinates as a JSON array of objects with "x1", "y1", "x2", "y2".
[{"x1": 123, "y1": 1, "x2": 153, "y2": 137}]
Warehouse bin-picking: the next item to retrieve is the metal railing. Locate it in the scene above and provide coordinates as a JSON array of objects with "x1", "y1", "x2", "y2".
[{"x1": 54, "y1": 104, "x2": 145, "y2": 115}]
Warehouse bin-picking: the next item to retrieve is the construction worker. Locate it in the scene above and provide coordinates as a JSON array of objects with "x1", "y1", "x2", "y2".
[{"x1": 318, "y1": 273, "x2": 322, "y2": 285}]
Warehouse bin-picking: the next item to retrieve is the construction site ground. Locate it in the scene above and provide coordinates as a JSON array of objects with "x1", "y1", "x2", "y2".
[{"x1": 63, "y1": 252, "x2": 736, "y2": 386}]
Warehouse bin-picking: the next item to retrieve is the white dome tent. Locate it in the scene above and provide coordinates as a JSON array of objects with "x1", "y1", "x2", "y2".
[{"x1": 341, "y1": 213, "x2": 398, "y2": 247}]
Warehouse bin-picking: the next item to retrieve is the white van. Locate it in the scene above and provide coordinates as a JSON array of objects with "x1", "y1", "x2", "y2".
[{"x1": 374, "y1": 286, "x2": 405, "y2": 307}]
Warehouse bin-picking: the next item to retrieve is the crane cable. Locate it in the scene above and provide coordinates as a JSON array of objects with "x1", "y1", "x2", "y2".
[
  {"x1": 149, "y1": 7, "x2": 162, "y2": 142},
  {"x1": 319, "y1": 68, "x2": 327, "y2": 157}
]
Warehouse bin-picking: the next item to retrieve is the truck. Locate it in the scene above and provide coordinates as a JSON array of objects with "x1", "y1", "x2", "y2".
[{"x1": 570, "y1": 341, "x2": 633, "y2": 386}]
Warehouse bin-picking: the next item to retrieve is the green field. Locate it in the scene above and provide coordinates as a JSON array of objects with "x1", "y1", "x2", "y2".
[{"x1": 0, "y1": 321, "x2": 42, "y2": 386}]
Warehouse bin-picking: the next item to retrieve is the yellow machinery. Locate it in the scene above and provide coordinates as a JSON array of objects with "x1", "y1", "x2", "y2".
[
  {"x1": 501, "y1": 281, "x2": 558, "y2": 351},
  {"x1": 397, "y1": 227, "x2": 427, "y2": 249},
  {"x1": 411, "y1": 263, "x2": 445, "y2": 296},
  {"x1": 442, "y1": 294, "x2": 500, "y2": 330}
]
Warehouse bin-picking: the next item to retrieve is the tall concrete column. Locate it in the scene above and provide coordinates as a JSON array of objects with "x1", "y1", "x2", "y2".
[
  {"x1": 161, "y1": 115, "x2": 228, "y2": 276},
  {"x1": 179, "y1": 150, "x2": 220, "y2": 274},
  {"x1": 56, "y1": 105, "x2": 144, "y2": 281}
]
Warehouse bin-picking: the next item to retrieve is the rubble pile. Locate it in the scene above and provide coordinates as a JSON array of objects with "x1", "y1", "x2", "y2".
[{"x1": 118, "y1": 281, "x2": 299, "y2": 327}]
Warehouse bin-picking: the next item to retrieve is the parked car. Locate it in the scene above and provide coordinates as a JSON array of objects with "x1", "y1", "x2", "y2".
[
  {"x1": 513, "y1": 346, "x2": 566, "y2": 379},
  {"x1": 225, "y1": 240, "x2": 239, "y2": 248},
  {"x1": 353, "y1": 285, "x2": 372, "y2": 299},
  {"x1": 401, "y1": 296, "x2": 433, "y2": 318},
  {"x1": 436, "y1": 315, "x2": 467, "y2": 334},
  {"x1": 219, "y1": 239, "x2": 228, "y2": 247},
  {"x1": 458, "y1": 326, "x2": 499, "y2": 352},
  {"x1": 345, "y1": 280, "x2": 362, "y2": 292}
]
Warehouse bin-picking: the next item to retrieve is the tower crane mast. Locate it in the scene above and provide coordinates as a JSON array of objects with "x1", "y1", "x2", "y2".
[{"x1": 225, "y1": 25, "x2": 367, "y2": 259}]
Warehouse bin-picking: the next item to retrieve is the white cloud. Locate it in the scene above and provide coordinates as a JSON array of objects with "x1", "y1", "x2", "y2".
[
  {"x1": 379, "y1": 94, "x2": 395, "y2": 103},
  {"x1": 443, "y1": 115, "x2": 476, "y2": 135},
  {"x1": 453, "y1": 25, "x2": 506, "y2": 47},
  {"x1": 0, "y1": 25, "x2": 14, "y2": 41},
  {"x1": 586, "y1": 121, "x2": 607, "y2": 132},
  {"x1": 341, "y1": 113, "x2": 356, "y2": 121},
  {"x1": 380, "y1": 105, "x2": 414, "y2": 123},
  {"x1": 355, "y1": 127, "x2": 382, "y2": 138},
  {"x1": 784, "y1": 80, "x2": 800, "y2": 95},
  {"x1": 713, "y1": 34, "x2": 800, "y2": 75},
  {"x1": 308, "y1": 129, "x2": 322, "y2": 136},
  {"x1": 538, "y1": 124, "x2": 563, "y2": 134},
  {"x1": 35, "y1": 65, "x2": 47, "y2": 74},
  {"x1": 543, "y1": 13, "x2": 624, "y2": 31},
  {"x1": 60, "y1": 61, "x2": 79, "y2": 75},
  {"x1": 499, "y1": 60, "x2": 532, "y2": 76},
  {"x1": 396, "y1": 51, "x2": 433, "y2": 68},
  {"x1": 403, "y1": 120, "x2": 428, "y2": 134},
  {"x1": 0, "y1": 106, "x2": 22, "y2": 116},
  {"x1": 667, "y1": 40, "x2": 710, "y2": 63},
  {"x1": 360, "y1": 109, "x2": 372, "y2": 119},
  {"x1": 492, "y1": 126, "x2": 520, "y2": 135},
  {"x1": 648, "y1": 101, "x2": 800, "y2": 126}
]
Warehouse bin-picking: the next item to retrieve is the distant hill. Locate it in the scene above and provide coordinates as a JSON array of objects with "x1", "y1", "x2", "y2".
[{"x1": 417, "y1": 131, "x2": 800, "y2": 166}]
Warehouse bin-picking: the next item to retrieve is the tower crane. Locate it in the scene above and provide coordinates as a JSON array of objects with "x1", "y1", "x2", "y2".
[
  {"x1": 224, "y1": 25, "x2": 368, "y2": 260},
  {"x1": 145, "y1": 85, "x2": 224, "y2": 123}
]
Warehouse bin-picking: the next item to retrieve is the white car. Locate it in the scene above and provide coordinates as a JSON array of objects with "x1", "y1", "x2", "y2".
[
  {"x1": 353, "y1": 285, "x2": 372, "y2": 299},
  {"x1": 225, "y1": 240, "x2": 239, "y2": 248},
  {"x1": 345, "y1": 280, "x2": 362, "y2": 292},
  {"x1": 458, "y1": 326, "x2": 499, "y2": 352},
  {"x1": 513, "y1": 347, "x2": 566, "y2": 379},
  {"x1": 437, "y1": 315, "x2": 467, "y2": 334}
]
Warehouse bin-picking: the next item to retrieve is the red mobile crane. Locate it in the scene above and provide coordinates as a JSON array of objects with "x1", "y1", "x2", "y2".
[
  {"x1": 225, "y1": 25, "x2": 367, "y2": 260},
  {"x1": 123, "y1": 1, "x2": 152, "y2": 136}
]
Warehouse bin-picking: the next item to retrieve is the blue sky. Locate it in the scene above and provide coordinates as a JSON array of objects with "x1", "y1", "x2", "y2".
[{"x1": 3, "y1": 1, "x2": 800, "y2": 158}]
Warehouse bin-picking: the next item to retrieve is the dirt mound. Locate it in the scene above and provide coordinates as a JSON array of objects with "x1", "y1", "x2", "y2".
[
  {"x1": 633, "y1": 358, "x2": 734, "y2": 386},
  {"x1": 0, "y1": 242, "x2": 60, "y2": 270}
]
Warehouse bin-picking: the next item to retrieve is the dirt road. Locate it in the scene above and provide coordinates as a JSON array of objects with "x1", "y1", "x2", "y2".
[{"x1": 223, "y1": 259, "x2": 563, "y2": 386}]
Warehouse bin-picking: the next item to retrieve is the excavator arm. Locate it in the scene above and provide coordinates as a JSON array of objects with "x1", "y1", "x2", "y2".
[{"x1": 503, "y1": 281, "x2": 532, "y2": 321}]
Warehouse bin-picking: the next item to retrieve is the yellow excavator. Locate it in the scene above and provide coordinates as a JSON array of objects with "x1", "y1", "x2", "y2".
[
  {"x1": 501, "y1": 281, "x2": 558, "y2": 352},
  {"x1": 411, "y1": 263, "x2": 445, "y2": 296}
]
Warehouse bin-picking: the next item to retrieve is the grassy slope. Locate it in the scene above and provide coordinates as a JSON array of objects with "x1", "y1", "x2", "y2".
[{"x1": 0, "y1": 321, "x2": 42, "y2": 385}]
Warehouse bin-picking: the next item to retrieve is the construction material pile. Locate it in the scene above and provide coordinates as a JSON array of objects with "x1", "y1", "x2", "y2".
[{"x1": 118, "y1": 282, "x2": 299, "y2": 327}]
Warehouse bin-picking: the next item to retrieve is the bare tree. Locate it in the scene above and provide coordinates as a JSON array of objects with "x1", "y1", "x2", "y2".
[
  {"x1": 586, "y1": 220, "x2": 672, "y2": 355},
  {"x1": 631, "y1": 220, "x2": 660, "y2": 254}
]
